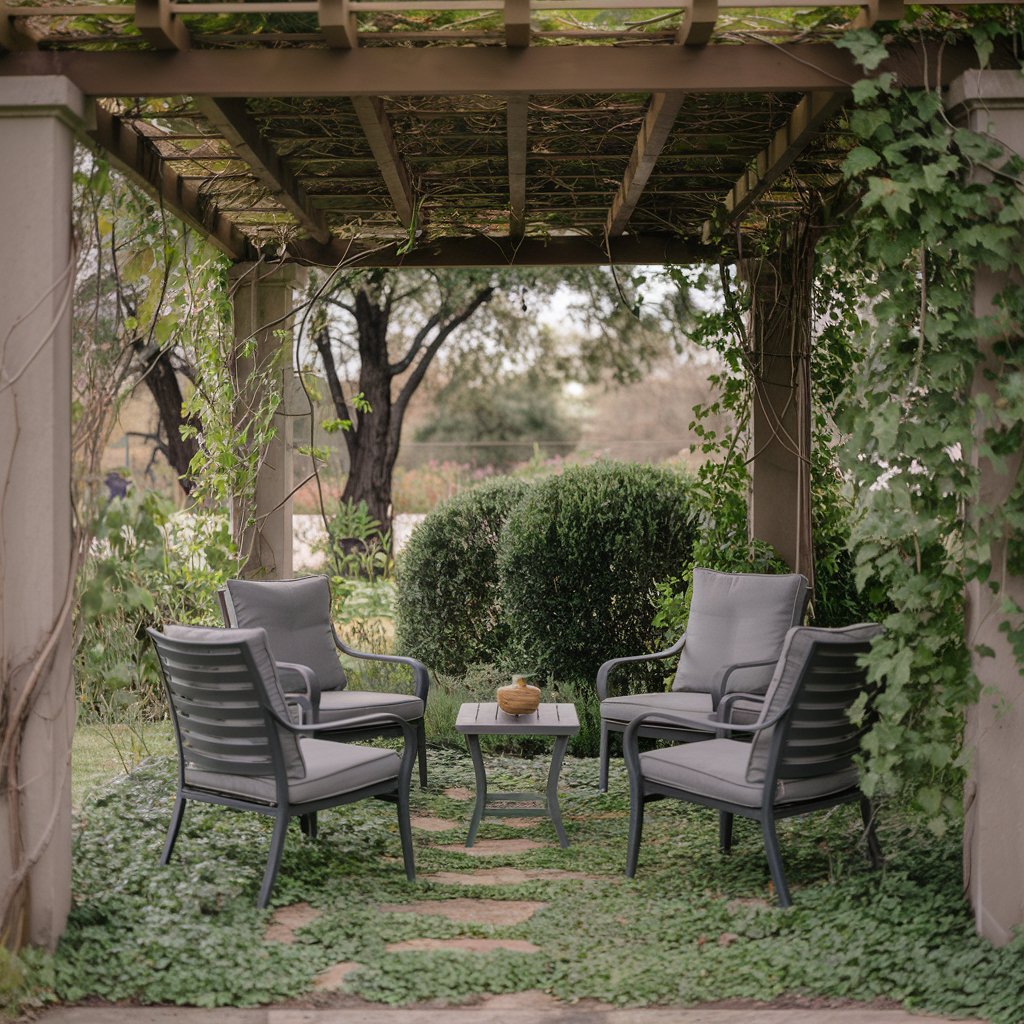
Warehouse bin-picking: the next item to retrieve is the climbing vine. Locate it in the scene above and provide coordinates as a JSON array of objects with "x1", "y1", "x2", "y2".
[{"x1": 830, "y1": 22, "x2": 1024, "y2": 829}]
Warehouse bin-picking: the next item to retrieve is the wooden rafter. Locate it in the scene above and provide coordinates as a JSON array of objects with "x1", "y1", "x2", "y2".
[
  {"x1": 195, "y1": 97, "x2": 332, "y2": 243},
  {"x1": 855, "y1": 0, "x2": 905, "y2": 28},
  {"x1": 507, "y1": 97, "x2": 528, "y2": 239},
  {"x1": 676, "y1": 0, "x2": 718, "y2": 46},
  {"x1": 703, "y1": 90, "x2": 846, "y2": 237},
  {"x1": 350, "y1": 96, "x2": 417, "y2": 229},
  {"x1": 88, "y1": 106, "x2": 250, "y2": 260},
  {"x1": 3, "y1": 44, "x2": 974, "y2": 97},
  {"x1": 319, "y1": 0, "x2": 358, "y2": 48},
  {"x1": 504, "y1": 0, "x2": 531, "y2": 48},
  {"x1": 605, "y1": 91, "x2": 684, "y2": 238},
  {"x1": 135, "y1": 0, "x2": 189, "y2": 51}
]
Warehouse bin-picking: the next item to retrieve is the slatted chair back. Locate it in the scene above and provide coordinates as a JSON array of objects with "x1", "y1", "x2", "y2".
[
  {"x1": 746, "y1": 623, "x2": 883, "y2": 791},
  {"x1": 150, "y1": 625, "x2": 304, "y2": 783}
]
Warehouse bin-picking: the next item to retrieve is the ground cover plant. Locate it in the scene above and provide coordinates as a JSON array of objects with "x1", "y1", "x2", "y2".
[{"x1": 13, "y1": 745, "x2": 1024, "y2": 1021}]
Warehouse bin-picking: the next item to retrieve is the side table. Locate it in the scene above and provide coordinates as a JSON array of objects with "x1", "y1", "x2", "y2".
[{"x1": 455, "y1": 701, "x2": 580, "y2": 848}]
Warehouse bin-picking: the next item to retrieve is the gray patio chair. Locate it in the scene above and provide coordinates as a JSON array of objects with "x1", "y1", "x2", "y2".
[
  {"x1": 149, "y1": 624, "x2": 416, "y2": 909},
  {"x1": 624, "y1": 622, "x2": 884, "y2": 906},
  {"x1": 219, "y1": 575, "x2": 430, "y2": 787},
  {"x1": 597, "y1": 568, "x2": 810, "y2": 791}
]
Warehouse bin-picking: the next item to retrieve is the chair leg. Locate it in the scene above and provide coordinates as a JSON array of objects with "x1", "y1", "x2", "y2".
[
  {"x1": 719, "y1": 811, "x2": 734, "y2": 854},
  {"x1": 599, "y1": 721, "x2": 610, "y2": 793},
  {"x1": 258, "y1": 809, "x2": 291, "y2": 909},
  {"x1": 160, "y1": 794, "x2": 187, "y2": 865},
  {"x1": 860, "y1": 795, "x2": 883, "y2": 869},
  {"x1": 761, "y1": 810, "x2": 791, "y2": 908},
  {"x1": 299, "y1": 812, "x2": 318, "y2": 840},
  {"x1": 416, "y1": 720, "x2": 428, "y2": 789},
  {"x1": 625, "y1": 778, "x2": 646, "y2": 878},
  {"x1": 397, "y1": 775, "x2": 416, "y2": 882}
]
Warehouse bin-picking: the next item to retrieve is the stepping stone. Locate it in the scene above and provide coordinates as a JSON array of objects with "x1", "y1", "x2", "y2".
[
  {"x1": 496, "y1": 817, "x2": 538, "y2": 829},
  {"x1": 263, "y1": 902, "x2": 321, "y2": 944},
  {"x1": 411, "y1": 815, "x2": 460, "y2": 832},
  {"x1": 444, "y1": 787, "x2": 474, "y2": 801},
  {"x1": 386, "y1": 938, "x2": 540, "y2": 954},
  {"x1": 312, "y1": 961, "x2": 360, "y2": 990},
  {"x1": 422, "y1": 867, "x2": 606, "y2": 886},
  {"x1": 436, "y1": 838, "x2": 545, "y2": 856},
  {"x1": 378, "y1": 898, "x2": 546, "y2": 925}
]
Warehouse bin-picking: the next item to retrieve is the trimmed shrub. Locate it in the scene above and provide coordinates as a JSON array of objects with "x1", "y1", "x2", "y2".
[
  {"x1": 394, "y1": 477, "x2": 532, "y2": 674},
  {"x1": 498, "y1": 461, "x2": 697, "y2": 685}
]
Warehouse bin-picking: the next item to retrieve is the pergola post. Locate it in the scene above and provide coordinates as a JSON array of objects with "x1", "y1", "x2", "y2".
[
  {"x1": 0, "y1": 76, "x2": 83, "y2": 949},
  {"x1": 227, "y1": 261, "x2": 304, "y2": 580},
  {"x1": 946, "y1": 71, "x2": 1024, "y2": 947},
  {"x1": 742, "y1": 245, "x2": 814, "y2": 583}
]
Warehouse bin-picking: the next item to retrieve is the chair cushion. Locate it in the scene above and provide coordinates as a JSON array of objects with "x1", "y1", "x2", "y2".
[
  {"x1": 639, "y1": 738, "x2": 859, "y2": 808},
  {"x1": 161, "y1": 624, "x2": 305, "y2": 779},
  {"x1": 318, "y1": 690, "x2": 425, "y2": 725},
  {"x1": 747, "y1": 623, "x2": 883, "y2": 785},
  {"x1": 185, "y1": 738, "x2": 400, "y2": 805},
  {"x1": 600, "y1": 691, "x2": 714, "y2": 728},
  {"x1": 671, "y1": 569, "x2": 807, "y2": 699},
  {"x1": 223, "y1": 576, "x2": 348, "y2": 692}
]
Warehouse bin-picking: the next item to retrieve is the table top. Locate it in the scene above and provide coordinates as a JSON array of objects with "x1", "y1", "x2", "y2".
[{"x1": 456, "y1": 701, "x2": 580, "y2": 736}]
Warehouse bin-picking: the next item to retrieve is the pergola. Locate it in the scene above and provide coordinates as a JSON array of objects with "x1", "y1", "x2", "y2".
[{"x1": 1, "y1": 0, "x2": 1021, "y2": 956}]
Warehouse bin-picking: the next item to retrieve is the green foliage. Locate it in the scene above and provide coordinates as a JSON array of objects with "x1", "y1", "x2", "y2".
[
  {"x1": 498, "y1": 462, "x2": 697, "y2": 684},
  {"x1": 35, "y1": 745, "x2": 1024, "y2": 1019},
  {"x1": 75, "y1": 490, "x2": 239, "y2": 725},
  {"x1": 831, "y1": 20, "x2": 1024, "y2": 825},
  {"x1": 395, "y1": 477, "x2": 533, "y2": 675}
]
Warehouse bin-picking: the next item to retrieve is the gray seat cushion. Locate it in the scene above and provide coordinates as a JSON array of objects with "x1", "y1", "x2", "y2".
[
  {"x1": 600, "y1": 690, "x2": 714, "y2": 728},
  {"x1": 672, "y1": 569, "x2": 808, "y2": 699},
  {"x1": 186, "y1": 738, "x2": 400, "y2": 805},
  {"x1": 318, "y1": 690, "x2": 425, "y2": 725},
  {"x1": 224, "y1": 576, "x2": 348, "y2": 692},
  {"x1": 639, "y1": 738, "x2": 858, "y2": 808}
]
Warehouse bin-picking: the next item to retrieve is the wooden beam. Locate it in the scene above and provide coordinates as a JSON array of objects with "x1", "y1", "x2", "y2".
[
  {"x1": 854, "y1": 0, "x2": 904, "y2": 28},
  {"x1": 0, "y1": 2, "x2": 39, "y2": 51},
  {"x1": 605, "y1": 91, "x2": 684, "y2": 238},
  {"x1": 0, "y1": 43, "x2": 978, "y2": 97},
  {"x1": 287, "y1": 232, "x2": 715, "y2": 268},
  {"x1": 88, "y1": 106, "x2": 250, "y2": 260},
  {"x1": 704, "y1": 90, "x2": 846, "y2": 237},
  {"x1": 194, "y1": 96, "x2": 331, "y2": 242},
  {"x1": 135, "y1": 0, "x2": 190, "y2": 51},
  {"x1": 350, "y1": 96, "x2": 416, "y2": 228},
  {"x1": 319, "y1": 0, "x2": 358, "y2": 48},
  {"x1": 504, "y1": 0, "x2": 530, "y2": 48},
  {"x1": 676, "y1": 0, "x2": 718, "y2": 46},
  {"x1": 507, "y1": 96, "x2": 528, "y2": 239}
]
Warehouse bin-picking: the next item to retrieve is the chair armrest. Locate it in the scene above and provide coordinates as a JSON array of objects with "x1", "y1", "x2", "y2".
[
  {"x1": 715, "y1": 691, "x2": 767, "y2": 739},
  {"x1": 283, "y1": 693, "x2": 313, "y2": 724},
  {"x1": 276, "y1": 661, "x2": 322, "y2": 722},
  {"x1": 711, "y1": 659, "x2": 778, "y2": 705},
  {"x1": 596, "y1": 632, "x2": 687, "y2": 701},
  {"x1": 332, "y1": 629, "x2": 431, "y2": 703}
]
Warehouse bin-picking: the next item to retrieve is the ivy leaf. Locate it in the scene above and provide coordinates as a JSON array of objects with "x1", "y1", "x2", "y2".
[{"x1": 844, "y1": 146, "x2": 881, "y2": 179}]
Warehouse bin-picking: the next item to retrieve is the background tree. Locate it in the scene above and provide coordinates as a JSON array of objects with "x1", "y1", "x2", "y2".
[{"x1": 304, "y1": 265, "x2": 684, "y2": 538}]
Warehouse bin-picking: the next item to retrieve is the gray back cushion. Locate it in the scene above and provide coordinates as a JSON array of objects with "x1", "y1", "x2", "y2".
[
  {"x1": 161, "y1": 623, "x2": 306, "y2": 778},
  {"x1": 746, "y1": 622, "x2": 883, "y2": 785},
  {"x1": 671, "y1": 569, "x2": 809, "y2": 697},
  {"x1": 223, "y1": 576, "x2": 347, "y2": 692}
]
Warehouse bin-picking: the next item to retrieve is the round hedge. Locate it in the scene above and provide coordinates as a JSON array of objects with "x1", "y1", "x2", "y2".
[
  {"x1": 394, "y1": 477, "x2": 533, "y2": 675},
  {"x1": 498, "y1": 461, "x2": 696, "y2": 683}
]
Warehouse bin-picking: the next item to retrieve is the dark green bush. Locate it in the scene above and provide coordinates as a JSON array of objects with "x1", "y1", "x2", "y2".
[
  {"x1": 498, "y1": 461, "x2": 696, "y2": 685},
  {"x1": 394, "y1": 477, "x2": 533, "y2": 674}
]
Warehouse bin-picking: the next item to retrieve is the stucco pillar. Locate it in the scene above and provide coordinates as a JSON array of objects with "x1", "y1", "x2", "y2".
[
  {"x1": 946, "y1": 71, "x2": 1024, "y2": 947},
  {"x1": 228, "y1": 262, "x2": 304, "y2": 579},
  {"x1": 742, "y1": 247, "x2": 814, "y2": 583},
  {"x1": 0, "y1": 77, "x2": 83, "y2": 949}
]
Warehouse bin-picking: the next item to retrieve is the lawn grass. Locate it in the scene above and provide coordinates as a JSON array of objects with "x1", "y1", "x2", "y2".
[
  {"x1": 72, "y1": 721, "x2": 174, "y2": 809},
  {"x1": 26, "y1": 735, "x2": 1024, "y2": 1021}
]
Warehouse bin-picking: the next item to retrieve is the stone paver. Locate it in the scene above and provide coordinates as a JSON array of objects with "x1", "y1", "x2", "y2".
[
  {"x1": 311, "y1": 963, "x2": 361, "y2": 991},
  {"x1": 386, "y1": 937, "x2": 541, "y2": 954},
  {"x1": 379, "y1": 898, "x2": 547, "y2": 925},
  {"x1": 264, "y1": 903, "x2": 322, "y2": 944},
  {"x1": 437, "y1": 838, "x2": 546, "y2": 855},
  {"x1": 423, "y1": 867, "x2": 607, "y2": 886},
  {"x1": 443, "y1": 787, "x2": 474, "y2": 801},
  {"x1": 410, "y1": 815, "x2": 460, "y2": 832}
]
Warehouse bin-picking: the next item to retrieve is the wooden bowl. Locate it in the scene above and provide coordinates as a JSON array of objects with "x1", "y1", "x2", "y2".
[{"x1": 496, "y1": 675, "x2": 541, "y2": 715}]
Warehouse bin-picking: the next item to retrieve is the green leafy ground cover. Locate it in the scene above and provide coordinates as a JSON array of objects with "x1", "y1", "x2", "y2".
[{"x1": 24, "y1": 745, "x2": 1023, "y2": 1020}]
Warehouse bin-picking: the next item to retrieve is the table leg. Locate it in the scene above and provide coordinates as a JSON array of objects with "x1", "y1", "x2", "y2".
[
  {"x1": 465, "y1": 733, "x2": 487, "y2": 848},
  {"x1": 546, "y1": 734, "x2": 571, "y2": 848}
]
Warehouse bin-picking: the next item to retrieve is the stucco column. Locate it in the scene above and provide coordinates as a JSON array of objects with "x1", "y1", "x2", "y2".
[
  {"x1": 228, "y1": 262, "x2": 304, "y2": 579},
  {"x1": 0, "y1": 77, "x2": 83, "y2": 949},
  {"x1": 742, "y1": 246, "x2": 814, "y2": 583},
  {"x1": 946, "y1": 71, "x2": 1024, "y2": 947}
]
